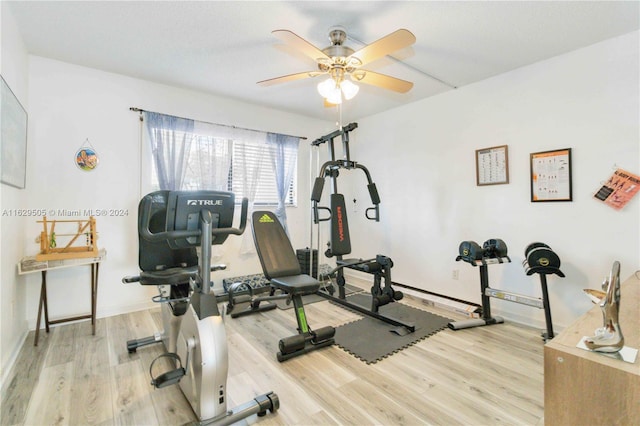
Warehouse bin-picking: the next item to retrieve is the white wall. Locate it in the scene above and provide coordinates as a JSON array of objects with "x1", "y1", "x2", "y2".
[
  {"x1": 23, "y1": 56, "x2": 331, "y2": 328},
  {"x1": 336, "y1": 31, "x2": 639, "y2": 330},
  {"x1": 1, "y1": 2, "x2": 30, "y2": 386}
]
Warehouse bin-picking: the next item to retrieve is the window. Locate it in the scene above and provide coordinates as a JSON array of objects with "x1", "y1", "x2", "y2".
[{"x1": 147, "y1": 118, "x2": 298, "y2": 207}]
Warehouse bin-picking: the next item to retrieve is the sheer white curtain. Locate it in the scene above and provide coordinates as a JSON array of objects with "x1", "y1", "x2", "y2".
[
  {"x1": 235, "y1": 129, "x2": 268, "y2": 254},
  {"x1": 267, "y1": 133, "x2": 299, "y2": 236},
  {"x1": 188, "y1": 135, "x2": 231, "y2": 190},
  {"x1": 144, "y1": 111, "x2": 194, "y2": 190},
  {"x1": 190, "y1": 119, "x2": 233, "y2": 191}
]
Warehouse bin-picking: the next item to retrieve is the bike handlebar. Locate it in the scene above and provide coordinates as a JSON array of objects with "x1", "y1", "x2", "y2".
[{"x1": 139, "y1": 196, "x2": 248, "y2": 243}]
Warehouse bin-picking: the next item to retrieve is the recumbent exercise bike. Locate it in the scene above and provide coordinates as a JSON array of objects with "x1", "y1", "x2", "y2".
[{"x1": 123, "y1": 190, "x2": 278, "y2": 425}]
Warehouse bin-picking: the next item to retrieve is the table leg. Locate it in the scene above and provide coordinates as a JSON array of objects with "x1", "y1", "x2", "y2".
[
  {"x1": 43, "y1": 271, "x2": 50, "y2": 333},
  {"x1": 34, "y1": 271, "x2": 48, "y2": 346},
  {"x1": 91, "y1": 263, "x2": 99, "y2": 335}
]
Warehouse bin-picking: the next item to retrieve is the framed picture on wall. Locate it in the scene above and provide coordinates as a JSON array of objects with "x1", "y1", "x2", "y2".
[
  {"x1": 530, "y1": 148, "x2": 572, "y2": 202},
  {"x1": 476, "y1": 145, "x2": 509, "y2": 186},
  {"x1": 1, "y1": 75, "x2": 28, "y2": 189}
]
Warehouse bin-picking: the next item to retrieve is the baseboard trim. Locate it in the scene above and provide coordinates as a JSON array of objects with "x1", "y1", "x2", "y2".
[{"x1": 1, "y1": 327, "x2": 28, "y2": 395}]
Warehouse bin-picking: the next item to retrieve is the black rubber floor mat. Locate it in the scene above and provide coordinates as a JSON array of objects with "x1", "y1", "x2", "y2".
[
  {"x1": 275, "y1": 283, "x2": 362, "y2": 310},
  {"x1": 334, "y1": 293, "x2": 451, "y2": 364}
]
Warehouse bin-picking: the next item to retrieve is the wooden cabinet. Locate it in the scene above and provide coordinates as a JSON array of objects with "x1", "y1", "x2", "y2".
[{"x1": 544, "y1": 273, "x2": 639, "y2": 425}]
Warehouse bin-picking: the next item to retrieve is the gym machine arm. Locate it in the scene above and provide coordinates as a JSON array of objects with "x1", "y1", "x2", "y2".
[{"x1": 311, "y1": 161, "x2": 380, "y2": 224}]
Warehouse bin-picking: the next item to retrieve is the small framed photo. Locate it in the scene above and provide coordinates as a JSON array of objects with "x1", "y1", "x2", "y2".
[
  {"x1": 530, "y1": 148, "x2": 572, "y2": 202},
  {"x1": 476, "y1": 145, "x2": 509, "y2": 186}
]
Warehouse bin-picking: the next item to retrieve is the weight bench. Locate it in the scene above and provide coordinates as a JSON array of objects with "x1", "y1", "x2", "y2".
[{"x1": 252, "y1": 211, "x2": 335, "y2": 362}]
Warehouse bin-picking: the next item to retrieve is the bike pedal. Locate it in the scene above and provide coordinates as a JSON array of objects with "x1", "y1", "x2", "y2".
[{"x1": 152, "y1": 367, "x2": 186, "y2": 389}]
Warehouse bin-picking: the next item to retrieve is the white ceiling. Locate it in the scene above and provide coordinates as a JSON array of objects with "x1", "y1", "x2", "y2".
[{"x1": 7, "y1": 1, "x2": 640, "y2": 121}]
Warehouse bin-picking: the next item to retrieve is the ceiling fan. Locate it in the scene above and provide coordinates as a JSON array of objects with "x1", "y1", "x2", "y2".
[{"x1": 257, "y1": 27, "x2": 416, "y2": 104}]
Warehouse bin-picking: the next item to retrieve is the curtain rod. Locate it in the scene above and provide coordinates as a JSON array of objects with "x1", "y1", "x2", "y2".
[{"x1": 129, "y1": 107, "x2": 307, "y2": 140}]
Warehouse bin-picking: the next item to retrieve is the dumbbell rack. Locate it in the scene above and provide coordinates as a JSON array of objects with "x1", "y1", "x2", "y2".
[
  {"x1": 448, "y1": 256, "x2": 510, "y2": 331},
  {"x1": 449, "y1": 241, "x2": 564, "y2": 341}
]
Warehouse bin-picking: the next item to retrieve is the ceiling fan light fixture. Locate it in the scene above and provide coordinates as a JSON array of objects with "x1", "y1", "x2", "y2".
[
  {"x1": 317, "y1": 78, "x2": 342, "y2": 104},
  {"x1": 340, "y1": 79, "x2": 359, "y2": 100},
  {"x1": 325, "y1": 88, "x2": 343, "y2": 105},
  {"x1": 317, "y1": 77, "x2": 337, "y2": 98}
]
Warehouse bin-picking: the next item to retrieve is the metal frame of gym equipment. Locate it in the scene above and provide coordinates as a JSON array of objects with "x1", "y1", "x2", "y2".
[
  {"x1": 309, "y1": 122, "x2": 415, "y2": 334},
  {"x1": 448, "y1": 239, "x2": 564, "y2": 341},
  {"x1": 123, "y1": 191, "x2": 278, "y2": 425}
]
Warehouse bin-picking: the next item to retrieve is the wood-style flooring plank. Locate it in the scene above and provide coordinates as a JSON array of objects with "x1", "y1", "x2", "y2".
[
  {"x1": 22, "y1": 361, "x2": 74, "y2": 426},
  {"x1": 105, "y1": 311, "x2": 140, "y2": 367},
  {"x1": 109, "y1": 357, "x2": 159, "y2": 426},
  {"x1": 0, "y1": 330, "x2": 52, "y2": 426},
  {"x1": 66, "y1": 319, "x2": 114, "y2": 425},
  {"x1": 43, "y1": 320, "x2": 77, "y2": 368}
]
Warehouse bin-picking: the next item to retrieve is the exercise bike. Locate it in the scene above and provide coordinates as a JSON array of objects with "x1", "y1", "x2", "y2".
[{"x1": 123, "y1": 190, "x2": 279, "y2": 425}]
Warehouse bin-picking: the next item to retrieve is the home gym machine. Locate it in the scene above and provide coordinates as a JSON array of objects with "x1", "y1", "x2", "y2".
[
  {"x1": 123, "y1": 190, "x2": 279, "y2": 425},
  {"x1": 310, "y1": 123, "x2": 415, "y2": 335},
  {"x1": 448, "y1": 239, "x2": 564, "y2": 341}
]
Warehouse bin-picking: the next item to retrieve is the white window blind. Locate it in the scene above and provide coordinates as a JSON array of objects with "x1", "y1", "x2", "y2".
[{"x1": 229, "y1": 140, "x2": 297, "y2": 206}]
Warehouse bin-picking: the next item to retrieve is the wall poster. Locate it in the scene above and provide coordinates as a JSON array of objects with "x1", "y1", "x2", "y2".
[
  {"x1": 530, "y1": 148, "x2": 572, "y2": 202},
  {"x1": 594, "y1": 168, "x2": 640, "y2": 210},
  {"x1": 476, "y1": 145, "x2": 509, "y2": 186}
]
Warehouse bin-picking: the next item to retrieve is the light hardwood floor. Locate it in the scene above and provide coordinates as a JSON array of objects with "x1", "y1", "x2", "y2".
[{"x1": 2, "y1": 294, "x2": 545, "y2": 425}]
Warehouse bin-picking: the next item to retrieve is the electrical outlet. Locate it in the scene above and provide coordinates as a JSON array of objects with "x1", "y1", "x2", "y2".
[{"x1": 452, "y1": 269, "x2": 459, "y2": 280}]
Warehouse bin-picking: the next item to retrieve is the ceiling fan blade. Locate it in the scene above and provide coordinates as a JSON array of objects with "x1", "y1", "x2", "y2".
[
  {"x1": 348, "y1": 29, "x2": 416, "y2": 67},
  {"x1": 272, "y1": 29, "x2": 330, "y2": 62},
  {"x1": 257, "y1": 71, "x2": 319, "y2": 87},
  {"x1": 353, "y1": 70, "x2": 413, "y2": 93}
]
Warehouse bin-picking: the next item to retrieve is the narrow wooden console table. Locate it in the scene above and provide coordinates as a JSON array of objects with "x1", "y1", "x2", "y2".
[
  {"x1": 544, "y1": 272, "x2": 639, "y2": 425},
  {"x1": 18, "y1": 249, "x2": 107, "y2": 346}
]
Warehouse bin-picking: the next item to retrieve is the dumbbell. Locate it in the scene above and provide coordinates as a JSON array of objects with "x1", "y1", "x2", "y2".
[
  {"x1": 457, "y1": 240, "x2": 484, "y2": 264},
  {"x1": 524, "y1": 242, "x2": 550, "y2": 257},
  {"x1": 482, "y1": 238, "x2": 508, "y2": 258},
  {"x1": 523, "y1": 242, "x2": 561, "y2": 273}
]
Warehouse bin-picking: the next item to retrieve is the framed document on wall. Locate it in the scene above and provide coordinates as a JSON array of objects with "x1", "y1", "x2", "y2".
[
  {"x1": 476, "y1": 145, "x2": 509, "y2": 186},
  {"x1": 530, "y1": 148, "x2": 572, "y2": 202}
]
